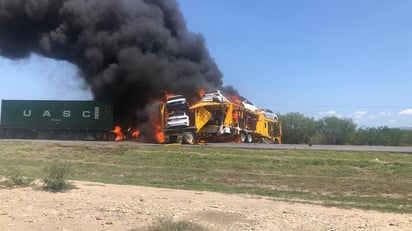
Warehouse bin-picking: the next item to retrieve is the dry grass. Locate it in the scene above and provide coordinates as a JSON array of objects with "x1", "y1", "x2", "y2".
[
  {"x1": 137, "y1": 218, "x2": 213, "y2": 231},
  {"x1": 0, "y1": 140, "x2": 411, "y2": 213}
]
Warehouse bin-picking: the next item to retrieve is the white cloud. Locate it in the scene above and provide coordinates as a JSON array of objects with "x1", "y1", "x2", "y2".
[
  {"x1": 353, "y1": 111, "x2": 367, "y2": 119},
  {"x1": 312, "y1": 110, "x2": 410, "y2": 127},
  {"x1": 399, "y1": 109, "x2": 412, "y2": 116},
  {"x1": 319, "y1": 110, "x2": 342, "y2": 118},
  {"x1": 368, "y1": 112, "x2": 392, "y2": 119}
]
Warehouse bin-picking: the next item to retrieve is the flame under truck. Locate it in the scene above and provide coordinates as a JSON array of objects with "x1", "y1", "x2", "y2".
[{"x1": 161, "y1": 95, "x2": 282, "y2": 144}]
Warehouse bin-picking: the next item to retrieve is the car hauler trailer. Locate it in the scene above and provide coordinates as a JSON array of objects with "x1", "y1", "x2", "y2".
[
  {"x1": 0, "y1": 100, "x2": 116, "y2": 140},
  {"x1": 162, "y1": 96, "x2": 282, "y2": 144}
]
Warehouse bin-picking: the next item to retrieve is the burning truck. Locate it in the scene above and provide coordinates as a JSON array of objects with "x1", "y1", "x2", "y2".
[
  {"x1": 0, "y1": 0, "x2": 282, "y2": 144},
  {"x1": 0, "y1": 92, "x2": 282, "y2": 145},
  {"x1": 161, "y1": 90, "x2": 282, "y2": 144}
]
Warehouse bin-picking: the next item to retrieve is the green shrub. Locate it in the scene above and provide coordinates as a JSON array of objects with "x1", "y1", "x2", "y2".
[
  {"x1": 2, "y1": 170, "x2": 33, "y2": 188},
  {"x1": 41, "y1": 165, "x2": 74, "y2": 192}
]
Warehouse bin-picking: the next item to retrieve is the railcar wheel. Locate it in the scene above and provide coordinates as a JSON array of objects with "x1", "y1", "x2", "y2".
[
  {"x1": 106, "y1": 132, "x2": 117, "y2": 141},
  {"x1": 5, "y1": 129, "x2": 16, "y2": 139},
  {"x1": 93, "y1": 131, "x2": 104, "y2": 141},
  {"x1": 16, "y1": 129, "x2": 28, "y2": 139}
]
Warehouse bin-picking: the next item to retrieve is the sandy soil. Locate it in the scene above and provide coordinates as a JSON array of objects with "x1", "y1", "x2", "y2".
[{"x1": 0, "y1": 181, "x2": 411, "y2": 231}]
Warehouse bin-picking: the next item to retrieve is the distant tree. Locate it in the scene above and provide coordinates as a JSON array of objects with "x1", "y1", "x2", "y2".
[
  {"x1": 381, "y1": 127, "x2": 403, "y2": 146},
  {"x1": 279, "y1": 113, "x2": 317, "y2": 144},
  {"x1": 350, "y1": 127, "x2": 369, "y2": 145},
  {"x1": 317, "y1": 116, "x2": 357, "y2": 145},
  {"x1": 400, "y1": 130, "x2": 412, "y2": 146},
  {"x1": 352, "y1": 127, "x2": 403, "y2": 146},
  {"x1": 279, "y1": 114, "x2": 412, "y2": 146}
]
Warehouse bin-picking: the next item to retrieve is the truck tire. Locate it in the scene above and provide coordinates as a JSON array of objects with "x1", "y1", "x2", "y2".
[
  {"x1": 246, "y1": 133, "x2": 253, "y2": 143},
  {"x1": 240, "y1": 132, "x2": 247, "y2": 143},
  {"x1": 182, "y1": 132, "x2": 195, "y2": 144}
]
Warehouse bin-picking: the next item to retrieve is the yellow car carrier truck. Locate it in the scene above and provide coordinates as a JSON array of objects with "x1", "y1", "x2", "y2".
[{"x1": 161, "y1": 95, "x2": 282, "y2": 144}]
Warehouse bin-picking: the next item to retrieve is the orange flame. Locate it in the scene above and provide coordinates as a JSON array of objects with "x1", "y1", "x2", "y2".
[
  {"x1": 154, "y1": 123, "x2": 164, "y2": 143},
  {"x1": 229, "y1": 94, "x2": 242, "y2": 105},
  {"x1": 131, "y1": 129, "x2": 140, "y2": 139},
  {"x1": 198, "y1": 89, "x2": 206, "y2": 98},
  {"x1": 144, "y1": 101, "x2": 165, "y2": 143},
  {"x1": 164, "y1": 91, "x2": 175, "y2": 100},
  {"x1": 112, "y1": 126, "x2": 125, "y2": 141}
]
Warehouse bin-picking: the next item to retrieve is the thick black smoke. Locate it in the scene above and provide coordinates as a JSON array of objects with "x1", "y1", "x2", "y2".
[{"x1": 0, "y1": 0, "x2": 224, "y2": 127}]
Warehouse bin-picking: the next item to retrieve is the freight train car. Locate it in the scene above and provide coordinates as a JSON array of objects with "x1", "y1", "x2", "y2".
[{"x1": 0, "y1": 100, "x2": 116, "y2": 140}]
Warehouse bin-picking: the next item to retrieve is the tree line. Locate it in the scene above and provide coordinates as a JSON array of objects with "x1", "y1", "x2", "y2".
[{"x1": 279, "y1": 112, "x2": 412, "y2": 146}]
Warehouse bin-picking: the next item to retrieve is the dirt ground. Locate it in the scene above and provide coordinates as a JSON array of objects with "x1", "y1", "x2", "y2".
[{"x1": 0, "y1": 181, "x2": 411, "y2": 231}]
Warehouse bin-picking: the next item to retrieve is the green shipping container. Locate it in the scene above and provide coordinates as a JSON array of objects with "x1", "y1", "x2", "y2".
[{"x1": 1, "y1": 100, "x2": 113, "y2": 130}]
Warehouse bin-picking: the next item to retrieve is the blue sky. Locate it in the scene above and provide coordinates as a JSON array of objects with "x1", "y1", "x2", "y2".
[
  {"x1": 0, "y1": 0, "x2": 411, "y2": 127},
  {"x1": 177, "y1": 0, "x2": 412, "y2": 127}
]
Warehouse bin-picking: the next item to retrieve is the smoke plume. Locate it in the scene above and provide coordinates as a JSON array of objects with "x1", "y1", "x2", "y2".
[{"x1": 0, "y1": 0, "x2": 224, "y2": 127}]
